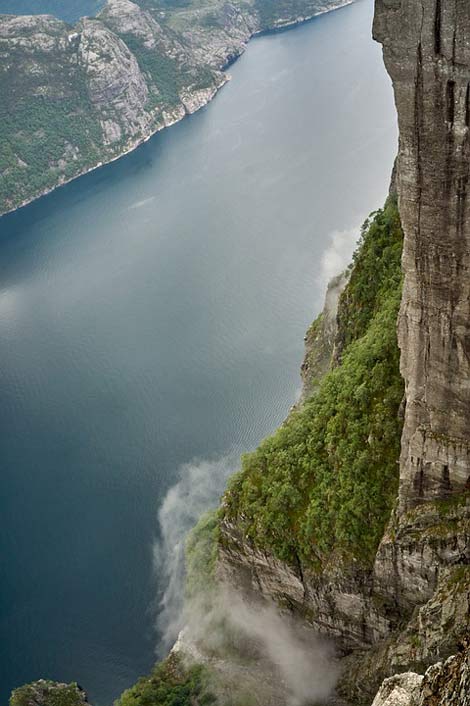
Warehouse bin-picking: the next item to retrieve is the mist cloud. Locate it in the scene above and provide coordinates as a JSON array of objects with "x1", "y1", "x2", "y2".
[
  {"x1": 176, "y1": 583, "x2": 339, "y2": 705},
  {"x1": 154, "y1": 452, "x2": 240, "y2": 650},
  {"x1": 223, "y1": 589, "x2": 339, "y2": 705},
  {"x1": 319, "y1": 225, "x2": 359, "y2": 287},
  {"x1": 154, "y1": 450, "x2": 340, "y2": 704}
]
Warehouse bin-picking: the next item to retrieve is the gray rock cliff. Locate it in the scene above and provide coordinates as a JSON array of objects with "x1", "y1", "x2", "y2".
[
  {"x1": 373, "y1": 0, "x2": 470, "y2": 511},
  {"x1": 216, "y1": 1, "x2": 470, "y2": 704}
]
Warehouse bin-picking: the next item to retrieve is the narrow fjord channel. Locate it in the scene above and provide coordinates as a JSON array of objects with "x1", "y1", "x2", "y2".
[{"x1": 0, "y1": 1, "x2": 397, "y2": 703}]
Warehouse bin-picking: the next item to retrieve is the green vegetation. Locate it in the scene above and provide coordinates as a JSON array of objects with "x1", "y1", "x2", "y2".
[
  {"x1": 0, "y1": 35, "x2": 103, "y2": 213},
  {"x1": 186, "y1": 510, "x2": 220, "y2": 602},
  {"x1": 223, "y1": 200, "x2": 404, "y2": 568},
  {"x1": 119, "y1": 34, "x2": 184, "y2": 106},
  {"x1": 0, "y1": 92, "x2": 102, "y2": 209},
  {"x1": 114, "y1": 654, "x2": 216, "y2": 706},
  {"x1": 10, "y1": 681, "x2": 85, "y2": 706},
  {"x1": 433, "y1": 491, "x2": 470, "y2": 516},
  {"x1": 337, "y1": 208, "x2": 404, "y2": 352},
  {"x1": 448, "y1": 565, "x2": 470, "y2": 590},
  {"x1": 302, "y1": 311, "x2": 332, "y2": 395}
]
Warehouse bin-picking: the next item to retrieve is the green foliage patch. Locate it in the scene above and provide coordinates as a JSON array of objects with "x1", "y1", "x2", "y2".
[
  {"x1": 119, "y1": 33, "x2": 214, "y2": 108},
  {"x1": 114, "y1": 653, "x2": 216, "y2": 706},
  {"x1": 222, "y1": 200, "x2": 404, "y2": 568},
  {"x1": 336, "y1": 204, "x2": 404, "y2": 353},
  {"x1": 185, "y1": 510, "x2": 220, "y2": 602},
  {"x1": 10, "y1": 681, "x2": 85, "y2": 706},
  {"x1": 0, "y1": 75, "x2": 102, "y2": 211}
]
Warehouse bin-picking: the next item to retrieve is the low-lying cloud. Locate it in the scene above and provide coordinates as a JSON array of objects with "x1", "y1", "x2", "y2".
[
  {"x1": 154, "y1": 449, "x2": 340, "y2": 704},
  {"x1": 319, "y1": 225, "x2": 359, "y2": 287},
  {"x1": 188, "y1": 587, "x2": 339, "y2": 705},
  {"x1": 154, "y1": 452, "x2": 240, "y2": 650}
]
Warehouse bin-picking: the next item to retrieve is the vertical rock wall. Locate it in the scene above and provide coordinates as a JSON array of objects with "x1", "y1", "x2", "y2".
[{"x1": 373, "y1": 0, "x2": 470, "y2": 510}]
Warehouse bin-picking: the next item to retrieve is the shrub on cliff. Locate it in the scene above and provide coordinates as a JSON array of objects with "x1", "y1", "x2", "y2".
[
  {"x1": 185, "y1": 510, "x2": 220, "y2": 602},
  {"x1": 114, "y1": 653, "x2": 216, "y2": 706}
]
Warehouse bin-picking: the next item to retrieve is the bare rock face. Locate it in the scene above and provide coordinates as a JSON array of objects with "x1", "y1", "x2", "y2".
[
  {"x1": 373, "y1": 0, "x2": 470, "y2": 511},
  {"x1": 0, "y1": 13, "x2": 66, "y2": 44},
  {"x1": 100, "y1": 0, "x2": 190, "y2": 65},
  {"x1": 78, "y1": 18, "x2": 151, "y2": 143},
  {"x1": 371, "y1": 673, "x2": 423, "y2": 706},
  {"x1": 419, "y1": 646, "x2": 470, "y2": 706},
  {"x1": 179, "y1": 2, "x2": 257, "y2": 70},
  {"x1": 371, "y1": 645, "x2": 470, "y2": 706},
  {"x1": 99, "y1": 0, "x2": 165, "y2": 48},
  {"x1": 218, "y1": 518, "x2": 395, "y2": 654},
  {"x1": 373, "y1": 498, "x2": 470, "y2": 611}
]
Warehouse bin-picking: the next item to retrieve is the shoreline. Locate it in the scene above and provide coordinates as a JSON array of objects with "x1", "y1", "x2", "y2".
[{"x1": 0, "y1": 0, "x2": 354, "y2": 220}]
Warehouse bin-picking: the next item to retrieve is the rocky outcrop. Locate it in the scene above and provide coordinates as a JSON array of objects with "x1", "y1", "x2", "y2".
[
  {"x1": 359, "y1": 1, "x2": 470, "y2": 701},
  {"x1": 361, "y1": 4, "x2": 470, "y2": 697},
  {"x1": 99, "y1": 0, "x2": 166, "y2": 49},
  {"x1": 176, "y1": 2, "x2": 258, "y2": 70},
  {"x1": 9, "y1": 680, "x2": 90, "y2": 706},
  {"x1": 419, "y1": 645, "x2": 470, "y2": 706},
  {"x1": 370, "y1": 645, "x2": 470, "y2": 706},
  {"x1": 371, "y1": 673, "x2": 423, "y2": 706},
  {"x1": 372, "y1": 494, "x2": 469, "y2": 609},
  {"x1": 373, "y1": 0, "x2": 470, "y2": 511}
]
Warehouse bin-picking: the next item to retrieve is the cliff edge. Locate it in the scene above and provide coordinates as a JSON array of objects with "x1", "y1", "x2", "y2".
[{"x1": 374, "y1": 0, "x2": 470, "y2": 512}]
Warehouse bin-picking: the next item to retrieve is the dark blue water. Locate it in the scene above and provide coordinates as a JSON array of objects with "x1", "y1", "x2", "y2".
[
  {"x1": 0, "y1": 1, "x2": 397, "y2": 704},
  {"x1": 0, "y1": 0, "x2": 103, "y2": 22}
]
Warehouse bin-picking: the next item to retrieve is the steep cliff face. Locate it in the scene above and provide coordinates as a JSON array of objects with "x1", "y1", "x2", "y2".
[
  {"x1": 373, "y1": 0, "x2": 470, "y2": 511},
  {"x1": 215, "y1": 3, "x2": 470, "y2": 704},
  {"x1": 364, "y1": 3, "x2": 470, "y2": 699},
  {"x1": 77, "y1": 16, "x2": 152, "y2": 143}
]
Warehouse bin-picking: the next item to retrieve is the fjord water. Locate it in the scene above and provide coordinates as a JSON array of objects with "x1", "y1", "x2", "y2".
[{"x1": 0, "y1": 1, "x2": 397, "y2": 703}]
